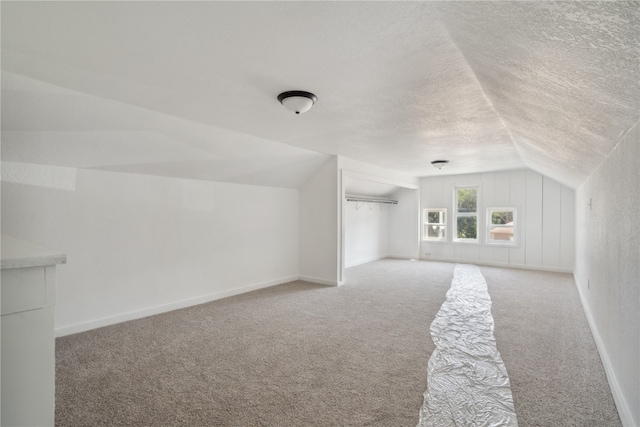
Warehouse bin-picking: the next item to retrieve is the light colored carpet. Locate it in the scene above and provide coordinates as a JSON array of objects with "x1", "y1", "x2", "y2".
[
  {"x1": 481, "y1": 266, "x2": 621, "y2": 426},
  {"x1": 56, "y1": 259, "x2": 453, "y2": 426},
  {"x1": 55, "y1": 260, "x2": 621, "y2": 426}
]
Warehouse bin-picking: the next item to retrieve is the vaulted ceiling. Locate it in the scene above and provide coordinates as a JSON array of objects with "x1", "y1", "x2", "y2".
[{"x1": 2, "y1": 2, "x2": 638, "y2": 189}]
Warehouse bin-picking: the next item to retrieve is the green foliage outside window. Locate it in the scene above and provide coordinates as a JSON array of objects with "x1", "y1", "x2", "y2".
[
  {"x1": 427, "y1": 211, "x2": 440, "y2": 223},
  {"x1": 456, "y1": 188, "x2": 478, "y2": 239},
  {"x1": 491, "y1": 211, "x2": 513, "y2": 225},
  {"x1": 457, "y1": 216, "x2": 477, "y2": 239},
  {"x1": 457, "y1": 188, "x2": 477, "y2": 213}
]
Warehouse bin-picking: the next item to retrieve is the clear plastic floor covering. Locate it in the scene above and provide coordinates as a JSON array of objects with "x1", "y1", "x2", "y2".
[{"x1": 417, "y1": 264, "x2": 518, "y2": 427}]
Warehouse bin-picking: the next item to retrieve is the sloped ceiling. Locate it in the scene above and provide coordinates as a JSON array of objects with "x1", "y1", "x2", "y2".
[
  {"x1": 1, "y1": 1, "x2": 638, "y2": 189},
  {"x1": 344, "y1": 176, "x2": 401, "y2": 200},
  {"x1": 437, "y1": 2, "x2": 640, "y2": 187}
]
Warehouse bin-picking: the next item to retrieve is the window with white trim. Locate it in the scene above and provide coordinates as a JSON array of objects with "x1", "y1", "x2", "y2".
[
  {"x1": 423, "y1": 209, "x2": 447, "y2": 241},
  {"x1": 454, "y1": 186, "x2": 478, "y2": 242},
  {"x1": 486, "y1": 208, "x2": 517, "y2": 245}
]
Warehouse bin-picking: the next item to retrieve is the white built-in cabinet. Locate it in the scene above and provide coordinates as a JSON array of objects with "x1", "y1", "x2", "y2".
[{"x1": 1, "y1": 235, "x2": 66, "y2": 427}]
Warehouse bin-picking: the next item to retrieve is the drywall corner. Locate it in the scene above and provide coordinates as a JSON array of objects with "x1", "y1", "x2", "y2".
[{"x1": 299, "y1": 157, "x2": 340, "y2": 285}]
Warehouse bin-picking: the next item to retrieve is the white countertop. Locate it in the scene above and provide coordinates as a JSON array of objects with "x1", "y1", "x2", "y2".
[{"x1": 1, "y1": 235, "x2": 67, "y2": 269}]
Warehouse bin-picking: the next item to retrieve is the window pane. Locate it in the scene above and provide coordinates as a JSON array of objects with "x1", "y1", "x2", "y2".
[
  {"x1": 427, "y1": 224, "x2": 446, "y2": 239},
  {"x1": 489, "y1": 225, "x2": 514, "y2": 241},
  {"x1": 491, "y1": 211, "x2": 513, "y2": 225},
  {"x1": 424, "y1": 210, "x2": 446, "y2": 240},
  {"x1": 457, "y1": 188, "x2": 477, "y2": 213},
  {"x1": 487, "y1": 208, "x2": 517, "y2": 244},
  {"x1": 427, "y1": 211, "x2": 440, "y2": 223},
  {"x1": 457, "y1": 216, "x2": 477, "y2": 239}
]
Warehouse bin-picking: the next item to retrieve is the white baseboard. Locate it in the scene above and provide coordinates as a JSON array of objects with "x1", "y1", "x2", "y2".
[
  {"x1": 387, "y1": 254, "x2": 415, "y2": 260},
  {"x1": 419, "y1": 256, "x2": 573, "y2": 274},
  {"x1": 575, "y1": 277, "x2": 636, "y2": 427},
  {"x1": 298, "y1": 275, "x2": 338, "y2": 286},
  {"x1": 344, "y1": 255, "x2": 386, "y2": 269},
  {"x1": 55, "y1": 275, "x2": 299, "y2": 337}
]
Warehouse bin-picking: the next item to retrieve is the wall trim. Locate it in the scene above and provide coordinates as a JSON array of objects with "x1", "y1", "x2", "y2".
[
  {"x1": 55, "y1": 275, "x2": 299, "y2": 337},
  {"x1": 419, "y1": 256, "x2": 573, "y2": 274},
  {"x1": 298, "y1": 275, "x2": 339, "y2": 286},
  {"x1": 345, "y1": 254, "x2": 387, "y2": 269},
  {"x1": 387, "y1": 255, "x2": 415, "y2": 260},
  {"x1": 575, "y1": 277, "x2": 635, "y2": 427}
]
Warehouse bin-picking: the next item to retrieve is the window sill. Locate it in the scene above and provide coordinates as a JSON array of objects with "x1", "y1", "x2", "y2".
[
  {"x1": 452, "y1": 240, "x2": 480, "y2": 245},
  {"x1": 486, "y1": 242, "x2": 519, "y2": 248}
]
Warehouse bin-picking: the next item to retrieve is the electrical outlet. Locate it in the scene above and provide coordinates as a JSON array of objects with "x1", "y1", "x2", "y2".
[{"x1": 424, "y1": 253, "x2": 431, "y2": 257}]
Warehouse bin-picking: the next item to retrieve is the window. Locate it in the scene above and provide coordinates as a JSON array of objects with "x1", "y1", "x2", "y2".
[
  {"x1": 423, "y1": 209, "x2": 446, "y2": 241},
  {"x1": 487, "y1": 208, "x2": 517, "y2": 245},
  {"x1": 454, "y1": 186, "x2": 478, "y2": 242}
]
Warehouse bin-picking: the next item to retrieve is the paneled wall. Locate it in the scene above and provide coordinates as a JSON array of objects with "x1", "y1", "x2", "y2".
[
  {"x1": 420, "y1": 169, "x2": 575, "y2": 271},
  {"x1": 388, "y1": 187, "x2": 419, "y2": 259}
]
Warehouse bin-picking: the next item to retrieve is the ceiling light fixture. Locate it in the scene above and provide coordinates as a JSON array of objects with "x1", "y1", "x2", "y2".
[
  {"x1": 431, "y1": 160, "x2": 449, "y2": 169},
  {"x1": 277, "y1": 91, "x2": 317, "y2": 115}
]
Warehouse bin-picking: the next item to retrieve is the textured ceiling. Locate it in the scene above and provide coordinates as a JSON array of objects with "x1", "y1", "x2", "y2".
[
  {"x1": 437, "y1": 1, "x2": 640, "y2": 187},
  {"x1": 2, "y1": 2, "x2": 638, "y2": 189}
]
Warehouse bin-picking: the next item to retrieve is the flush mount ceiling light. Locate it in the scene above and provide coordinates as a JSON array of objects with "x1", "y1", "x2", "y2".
[
  {"x1": 431, "y1": 160, "x2": 449, "y2": 169},
  {"x1": 277, "y1": 91, "x2": 317, "y2": 115}
]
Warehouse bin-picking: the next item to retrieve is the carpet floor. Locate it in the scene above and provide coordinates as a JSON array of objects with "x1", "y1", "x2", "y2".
[
  {"x1": 55, "y1": 260, "x2": 621, "y2": 426},
  {"x1": 482, "y1": 266, "x2": 621, "y2": 426}
]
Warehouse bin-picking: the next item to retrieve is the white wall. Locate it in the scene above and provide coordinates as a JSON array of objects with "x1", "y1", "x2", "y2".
[
  {"x1": 338, "y1": 157, "x2": 420, "y2": 283},
  {"x1": 344, "y1": 200, "x2": 389, "y2": 268},
  {"x1": 1, "y1": 165, "x2": 299, "y2": 335},
  {"x1": 575, "y1": 121, "x2": 639, "y2": 427},
  {"x1": 344, "y1": 187, "x2": 418, "y2": 268},
  {"x1": 388, "y1": 187, "x2": 419, "y2": 259},
  {"x1": 299, "y1": 157, "x2": 339, "y2": 285},
  {"x1": 420, "y1": 169, "x2": 575, "y2": 271}
]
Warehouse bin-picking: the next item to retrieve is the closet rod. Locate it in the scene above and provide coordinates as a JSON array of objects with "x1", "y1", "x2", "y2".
[{"x1": 345, "y1": 196, "x2": 398, "y2": 205}]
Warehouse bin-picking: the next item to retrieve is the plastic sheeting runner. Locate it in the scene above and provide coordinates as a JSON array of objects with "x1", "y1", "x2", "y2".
[{"x1": 417, "y1": 264, "x2": 518, "y2": 427}]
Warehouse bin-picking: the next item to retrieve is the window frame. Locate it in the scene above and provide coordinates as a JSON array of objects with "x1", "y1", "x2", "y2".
[
  {"x1": 453, "y1": 185, "x2": 480, "y2": 243},
  {"x1": 486, "y1": 207, "x2": 518, "y2": 246},
  {"x1": 422, "y1": 208, "x2": 447, "y2": 242}
]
